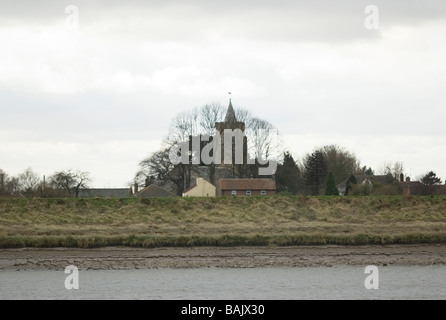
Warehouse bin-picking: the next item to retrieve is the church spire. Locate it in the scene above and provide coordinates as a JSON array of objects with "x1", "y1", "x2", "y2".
[{"x1": 224, "y1": 94, "x2": 237, "y2": 123}]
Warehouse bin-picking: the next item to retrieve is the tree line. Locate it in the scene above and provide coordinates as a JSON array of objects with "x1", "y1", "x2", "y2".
[
  {"x1": 3, "y1": 103, "x2": 443, "y2": 198},
  {"x1": 0, "y1": 168, "x2": 91, "y2": 198},
  {"x1": 135, "y1": 102, "x2": 444, "y2": 197},
  {"x1": 275, "y1": 146, "x2": 444, "y2": 196}
]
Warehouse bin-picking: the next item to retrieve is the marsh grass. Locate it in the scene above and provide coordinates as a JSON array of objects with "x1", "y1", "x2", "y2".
[{"x1": 0, "y1": 196, "x2": 445, "y2": 248}]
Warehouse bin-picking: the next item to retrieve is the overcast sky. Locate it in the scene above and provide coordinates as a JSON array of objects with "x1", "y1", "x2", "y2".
[{"x1": 1, "y1": 0, "x2": 446, "y2": 187}]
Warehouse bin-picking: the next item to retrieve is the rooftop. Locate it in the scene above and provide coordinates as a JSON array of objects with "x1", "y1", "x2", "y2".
[
  {"x1": 218, "y1": 178, "x2": 276, "y2": 190},
  {"x1": 224, "y1": 99, "x2": 237, "y2": 123},
  {"x1": 135, "y1": 184, "x2": 176, "y2": 198},
  {"x1": 78, "y1": 188, "x2": 131, "y2": 198}
]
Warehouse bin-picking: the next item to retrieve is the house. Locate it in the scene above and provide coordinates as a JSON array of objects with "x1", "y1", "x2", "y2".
[
  {"x1": 182, "y1": 178, "x2": 216, "y2": 197},
  {"x1": 78, "y1": 188, "x2": 131, "y2": 198},
  {"x1": 135, "y1": 184, "x2": 176, "y2": 198},
  {"x1": 400, "y1": 177, "x2": 446, "y2": 195},
  {"x1": 434, "y1": 185, "x2": 446, "y2": 195},
  {"x1": 337, "y1": 173, "x2": 446, "y2": 196},
  {"x1": 337, "y1": 174, "x2": 392, "y2": 196},
  {"x1": 400, "y1": 179, "x2": 424, "y2": 196},
  {"x1": 217, "y1": 178, "x2": 276, "y2": 196}
]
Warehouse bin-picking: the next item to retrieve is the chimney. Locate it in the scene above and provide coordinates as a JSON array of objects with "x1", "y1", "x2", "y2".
[
  {"x1": 406, "y1": 177, "x2": 411, "y2": 182},
  {"x1": 42, "y1": 175, "x2": 46, "y2": 198},
  {"x1": 0, "y1": 173, "x2": 4, "y2": 192},
  {"x1": 145, "y1": 177, "x2": 150, "y2": 187},
  {"x1": 400, "y1": 173, "x2": 404, "y2": 182},
  {"x1": 134, "y1": 183, "x2": 138, "y2": 194}
]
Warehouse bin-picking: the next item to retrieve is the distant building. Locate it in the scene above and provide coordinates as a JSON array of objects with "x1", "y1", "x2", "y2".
[
  {"x1": 400, "y1": 175, "x2": 446, "y2": 195},
  {"x1": 400, "y1": 176, "x2": 425, "y2": 195},
  {"x1": 182, "y1": 178, "x2": 216, "y2": 197},
  {"x1": 337, "y1": 175, "x2": 390, "y2": 196},
  {"x1": 78, "y1": 188, "x2": 131, "y2": 198},
  {"x1": 195, "y1": 99, "x2": 275, "y2": 197},
  {"x1": 338, "y1": 173, "x2": 446, "y2": 196},
  {"x1": 217, "y1": 178, "x2": 276, "y2": 197},
  {"x1": 210, "y1": 98, "x2": 251, "y2": 182},
  {"x1": 135, "y1": 184, "x2": 176, "y2": 198},
  {"x1": 434, "y1": 185, "x2": 446, "y2": 195},
  {"x1": 214, "y1": 98, "x2": 248, "y2": 171}
]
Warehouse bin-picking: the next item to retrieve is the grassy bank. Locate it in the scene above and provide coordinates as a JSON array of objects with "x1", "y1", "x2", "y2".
[{"x1": 1, "y1": 195, "x2": 445, "y2": 248}]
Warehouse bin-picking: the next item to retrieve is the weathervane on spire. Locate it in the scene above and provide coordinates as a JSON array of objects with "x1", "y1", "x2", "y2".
[{"x1": 228, "y1": 91, "x2": 232, "y2": 103}]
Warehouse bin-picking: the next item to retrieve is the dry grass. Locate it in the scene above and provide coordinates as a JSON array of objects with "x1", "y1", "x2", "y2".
[{"x1": 0, "y1": 195, "x2": 445, "y2": 247}]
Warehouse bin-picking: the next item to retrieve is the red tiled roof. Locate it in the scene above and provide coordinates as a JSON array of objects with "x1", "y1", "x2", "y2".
[{"x1": 218, "y1": 179, "x2": 276, "y2": 190}]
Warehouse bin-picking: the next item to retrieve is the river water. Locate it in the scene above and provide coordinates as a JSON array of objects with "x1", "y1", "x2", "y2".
[{"x1": 1, "y1": 265, "x2": 445, "y2": 300}]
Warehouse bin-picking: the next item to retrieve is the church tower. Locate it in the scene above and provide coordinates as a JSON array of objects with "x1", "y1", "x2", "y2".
[
  {"x1": 215, "y1": 98, "x2": 245, "y2": 136},
  {"x1": 214, "y1": 98, "x2": 248, "y2": 177}
]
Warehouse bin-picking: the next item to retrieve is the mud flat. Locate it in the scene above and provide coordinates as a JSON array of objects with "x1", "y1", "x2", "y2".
[{"x1": 1, "y1": 244, "x2": 445, "y2": 270}]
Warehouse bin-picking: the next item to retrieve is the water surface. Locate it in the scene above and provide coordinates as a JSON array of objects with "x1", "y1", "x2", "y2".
[{"x1": 1, "y1": 265, "x2": 445, "y2": 300}]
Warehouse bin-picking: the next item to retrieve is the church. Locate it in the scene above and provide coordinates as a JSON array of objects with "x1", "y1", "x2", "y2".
[{"x1": 184, "y1": 98, "x2": 276, "y2": 197}]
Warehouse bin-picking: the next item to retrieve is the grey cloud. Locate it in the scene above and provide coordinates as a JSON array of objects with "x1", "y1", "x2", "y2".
[{"x1": 1, "y1": 1, "x2": 445, "y2": 43}]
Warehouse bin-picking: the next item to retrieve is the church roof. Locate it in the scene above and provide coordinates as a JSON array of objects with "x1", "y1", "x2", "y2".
[{"x1": 224, "y1": 99, "x2": 237, "y2": 123}]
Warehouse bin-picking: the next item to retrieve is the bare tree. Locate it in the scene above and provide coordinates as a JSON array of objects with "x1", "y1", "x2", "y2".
[
  {"x1": 167, "y1": 108, "x2": 199, "y2": 147},
  {"x1": 246, "y1": 117, "x2": 283, "y2": 162},
  {"x1": 49, "y1": 170, "x2": 91, "y2": 198},
  {"x1": 166, "y1": 103, "x2": 281, "y2": 162},
  {"x1": 7, "y1": 177, "x2": 20, "y2": 196},
  {"x1": 18, "y1": 167, "x2": 41, "y2": 197},
  {"x1": 0, "y1": 169, "x2": 21, "y2": 197},
  {"x1": 136, "y1": 148, "x2": 173, "y2": 182},
  {"x1": 136, "y1": 147, "x2": 188, "y2": 196},
  {"x1": 0, "y1": 169, "x2": 7, "y2": 195},
  {"x1": 378, "y1": 161, "x2": 405, "y2": 181},
  {"x1": 235, "y1": 108, "x2": 251, "y2": 124},
  {"x1": 318, "y1": 145, "x2": 362, "y2": 185},
  {"x1": 199, "y1": 103, "x2": 226, "y2": 136}
]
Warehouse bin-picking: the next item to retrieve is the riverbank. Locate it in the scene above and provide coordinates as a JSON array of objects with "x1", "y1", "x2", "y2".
[
  {"x1": 1, "y1": 244, "x2": 445, "y2": 270},
  {"x1": 1, "y1": 196, "x2": 446, "y2": 248}
]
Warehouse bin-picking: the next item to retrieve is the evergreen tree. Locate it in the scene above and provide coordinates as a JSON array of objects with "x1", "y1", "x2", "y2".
[
  {"x1": 325, "y1": 172, "x2": 339, "y2": 196},
  {"x1": 420, "y1": 171, "x2": 442, "y2": 195},
  {"x1": 275, "y1": 152, "x2": 302, "y2": 195},
  {"x1": 420, "y1": 171, "x2": 442, "y2": 186},
  {"x1": 384, "y1": 172, "x2": 396, "y2": 184},
  {"x1": 345, "y1": 174, "x2": 357, "y2": 196},
  {"x1": 303, "y1": 150, "x2": 327, "y2": 196}
]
